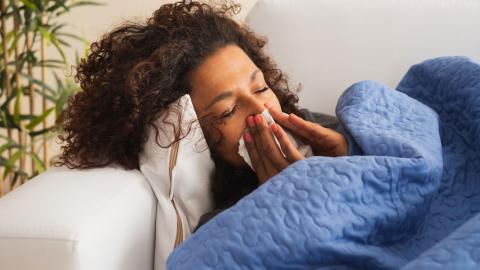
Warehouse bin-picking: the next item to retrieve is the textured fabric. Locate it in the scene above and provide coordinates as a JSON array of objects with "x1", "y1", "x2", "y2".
[{"x1": 168, "y1": 56, "x2": 480, "y2": 269}]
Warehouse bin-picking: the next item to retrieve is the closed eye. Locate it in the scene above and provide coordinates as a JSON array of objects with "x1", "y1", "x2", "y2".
[
  {"x1": 221, "y1": 105, "x2": 237, "y2": 118},
  {"x1": 256, "y1": 86, "x2": 269, "y2": 93},
  {"x1": 220, "y1": 86, "x2": 269, "y2": 119}
]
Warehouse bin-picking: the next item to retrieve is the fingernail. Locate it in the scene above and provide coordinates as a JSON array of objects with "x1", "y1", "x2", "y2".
[
  {"x1": 270, "y1": 123, "x2": 278, "y2": 132},
  {"x1": 264, "y1": 102, "x2": 271, "y2": 108},
  {"x1": 255, "y1": 115, "x2": 262, "y2": 125},
  {"x1": 244, "y1": 132, "x2": 252, "y2": 143},
  {"x1": 247, "y1": 116, "x2": 255, "y2": 127}
]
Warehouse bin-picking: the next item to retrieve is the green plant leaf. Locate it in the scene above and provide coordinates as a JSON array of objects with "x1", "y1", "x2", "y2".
[
  {"x1": 0, "y1": 141, "x2": 17, "y2": 156},
  {"x1": 37, "y1": 59, "x2": 65, "y2": 65},
  {"x1": 0, "y1": 134, "x2": 19, "y2": 143},
  {"x1": 33, "y1": 88, "x2": 56, "y2": 102},
  {"x1": 26, "y1": 16, "x2": 38, "y2": 31},
  {"x1": 34, "y1": 59, "x2": 66, "y2": 69},
  {"x1": 38, "y1": 26, "x2": 52, "y2": 44},
  {"x1": 10, "y1": 171, "x2": 29, "y2": 188},
  {"x1": 50, "y1": 22, "x2": 68, "y2": 34},
  {"x1": 56, "y1": 32, "x2": 83, "y2": 42},
  {"x1": 29, "y1": 126, "x2": 54, "y2": 137},
  {"x1": 22, "y1": 3, "x2": 33, "y2": 27},
  {"x1": 51, "y1": 36, "x2": 67, "y2": 63},
  {"x1": 13, "y1": 87, "x2": 23, "y2": 125},
  {"x1": 0, "y1": 0, "x2": 96, "y2": 182},
  {"x1": 30, "y1": 152, "x2": 45, "y2": 173},
  {"x1": 25, "y1": 50, "x2": 38, "y2": 64},
  {"x1": 0, "y1": 110, "x2": 8, "y2": 129},
  {"x1": 35, "y1": 63, "x2": 65, "y2": 69},
  {"x1": 0, "y1": 89, "x2": 16, "y2": 110},
  {"x1": 52, "y1": 72, "x2": 65, "y2": 92},
  {"x1": 20, "y1": 114, "x2": 34, "y2": 120},
  {"x1": 0, "y1": 109, "x2": 21, "y2": 129},
  {"x1": 0, "y1": 156, "x2": 7, "y2": 167},
  {"x1": 19, "y1": 0, "x2": 38, "y2": 12},
  {"x1": 11, "y1": 3, "x2": 24, "y2": 26},
  {"x1": 5, "y1": 29, "x2": 14, "y2": 43},
  {"x1": 3, "y1": 149, "x2": 22, "y2": 178},
  {"x1": 46, "y1": 1, "x2": 68, "y2": 13},
  {"x1": 66, "y1": 1, "x2": 105, "y2": 9},
  {"x1": 7, "y1": 150, "x2": 22, "y2": 167},
  {"x1": 20, "y1": 73, "x2": 57, "y2": 95},
  {"x1": 52, "y1": 76, "x2": 80, "y2": 117},
  {"x1": 7, "y1": 30, "x2": 23, "y2": 56},
  {"x1": 25, "y1": 107, "x2": 54, "y2": 130}
]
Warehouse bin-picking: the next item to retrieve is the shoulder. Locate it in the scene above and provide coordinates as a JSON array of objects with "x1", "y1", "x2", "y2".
[{"x1": 299, "y1": 108, "x2": 339, "y2": 129}]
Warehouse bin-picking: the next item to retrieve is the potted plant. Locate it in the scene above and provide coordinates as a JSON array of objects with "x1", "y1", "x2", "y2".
[{"x1": 0, "y1": 0, "x2": 102, "y2": 196}]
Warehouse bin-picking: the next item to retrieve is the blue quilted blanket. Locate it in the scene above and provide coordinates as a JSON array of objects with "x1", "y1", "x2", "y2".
[{"x1": 167, "y1": 56, "x2": 480, "y2": 270}]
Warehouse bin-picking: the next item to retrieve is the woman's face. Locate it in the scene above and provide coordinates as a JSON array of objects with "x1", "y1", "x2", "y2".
[{"x1": 190, "y1": 44, "x2": 282, "y2": 167}]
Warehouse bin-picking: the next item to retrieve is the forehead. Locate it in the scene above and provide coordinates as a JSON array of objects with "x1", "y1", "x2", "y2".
[{"x1": 190, "y1": 45, "x2": 258, "y2": 109}]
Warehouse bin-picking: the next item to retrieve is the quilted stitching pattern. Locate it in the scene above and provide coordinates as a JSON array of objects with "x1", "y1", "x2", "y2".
[{"x1": 167, "y1": 57, "x2": 480, "y2": 269}]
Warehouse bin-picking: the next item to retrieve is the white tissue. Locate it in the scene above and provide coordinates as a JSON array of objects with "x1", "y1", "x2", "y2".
[{"x1": 238, "y1": 109, "x2": 313, "y2": 171}]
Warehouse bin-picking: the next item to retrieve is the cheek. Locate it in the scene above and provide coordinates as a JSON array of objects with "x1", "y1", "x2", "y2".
[
  {"x1": 266, "y1": 92, "x2": 282, "y2": 112},
  {"x1": 204, "y1": 117, "x2": 245, "y2": 158},
  {"x1": 218, "y1": 118, "x2": 245, "y2": 152}
]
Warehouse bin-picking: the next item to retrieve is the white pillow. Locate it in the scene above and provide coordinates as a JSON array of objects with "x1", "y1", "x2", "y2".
[{"x1": 139, "y1": 94, "x2": 214, "y2": 270}]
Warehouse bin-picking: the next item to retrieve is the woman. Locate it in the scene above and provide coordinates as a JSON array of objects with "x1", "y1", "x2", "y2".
[{"x1": 55, "y1": 0, "x2": 348, "y2": 229}]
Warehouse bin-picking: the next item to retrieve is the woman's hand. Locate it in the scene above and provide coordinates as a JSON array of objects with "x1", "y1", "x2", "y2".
[
  {"x1": 243, "y1": 114, "x2": 305, "y2": 184},
  {"x1": 265, "y1": 103, "x2": 349, "y2": 157}
]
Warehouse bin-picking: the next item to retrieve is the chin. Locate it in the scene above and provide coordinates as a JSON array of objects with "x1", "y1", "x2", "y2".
[
  {"x1": 211, "y1": 148, "x2": 242, "y2": 165},
  {"x1": 226, "y1": 154, "x2": 249, "y2": 169}
]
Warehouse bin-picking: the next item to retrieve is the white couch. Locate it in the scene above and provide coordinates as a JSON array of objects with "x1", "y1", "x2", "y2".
[
  {"x1": 1, "y1": 1, "x2": 479, "y2": 269},
  {"x1": 0, "y1": 166, "x2": 156, "y2": 270}
]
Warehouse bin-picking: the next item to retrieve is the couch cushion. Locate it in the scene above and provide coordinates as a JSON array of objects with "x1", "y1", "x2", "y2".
[{"x1": 0, "y1": 166, "x2": 156, "y2": 270}]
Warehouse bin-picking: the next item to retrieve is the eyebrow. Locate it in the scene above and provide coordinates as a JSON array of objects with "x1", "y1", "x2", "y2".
[{"x1": 204, "y1": 69, "x2": 261, "y2": 110}]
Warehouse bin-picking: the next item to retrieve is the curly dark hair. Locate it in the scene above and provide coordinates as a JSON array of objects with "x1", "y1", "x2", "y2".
[{"x1": 55, "y1": 0, "x2": 303, "y2": 207}]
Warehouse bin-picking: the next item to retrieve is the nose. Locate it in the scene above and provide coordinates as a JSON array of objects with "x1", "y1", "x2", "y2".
[{"x1": 243, "y1": 95, "x2": 266, "y2": 116}]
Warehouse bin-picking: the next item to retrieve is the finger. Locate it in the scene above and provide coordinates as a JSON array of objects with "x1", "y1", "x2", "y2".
[
  {"x1": 263, "y1": 102, "x2": 318, "y2": 140},
  {"x1": 252, "y1": 114, "x2": 280, "y2": 175},
  {"x1": 270, "y1": 123, "x2": 305, "y2": 163},
  {"x1": 243, "y1": 132, "x2": 269, "y2": 182},
  {"x1": 264, "y1": 102, "x2": 297, "y2": 131},
  {"x1": 288, "y1": 113, "x2": 329, "y2": 139},
  {"x1": 254, "y1": 114, "x2": 289, "y2": 170},
  {"x1": 288, "y1": 113, "x2": 343, "y2": 147}
]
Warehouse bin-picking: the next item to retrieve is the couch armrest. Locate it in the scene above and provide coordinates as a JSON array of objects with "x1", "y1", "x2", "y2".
[{"x1": 0, "y1": 166, "x2": 156, "y2": 270}]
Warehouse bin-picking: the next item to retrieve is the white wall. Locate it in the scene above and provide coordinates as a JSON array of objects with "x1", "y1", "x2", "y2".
[{"x1": 59, "y1": 0, "x2": 258, "y2": 65}]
